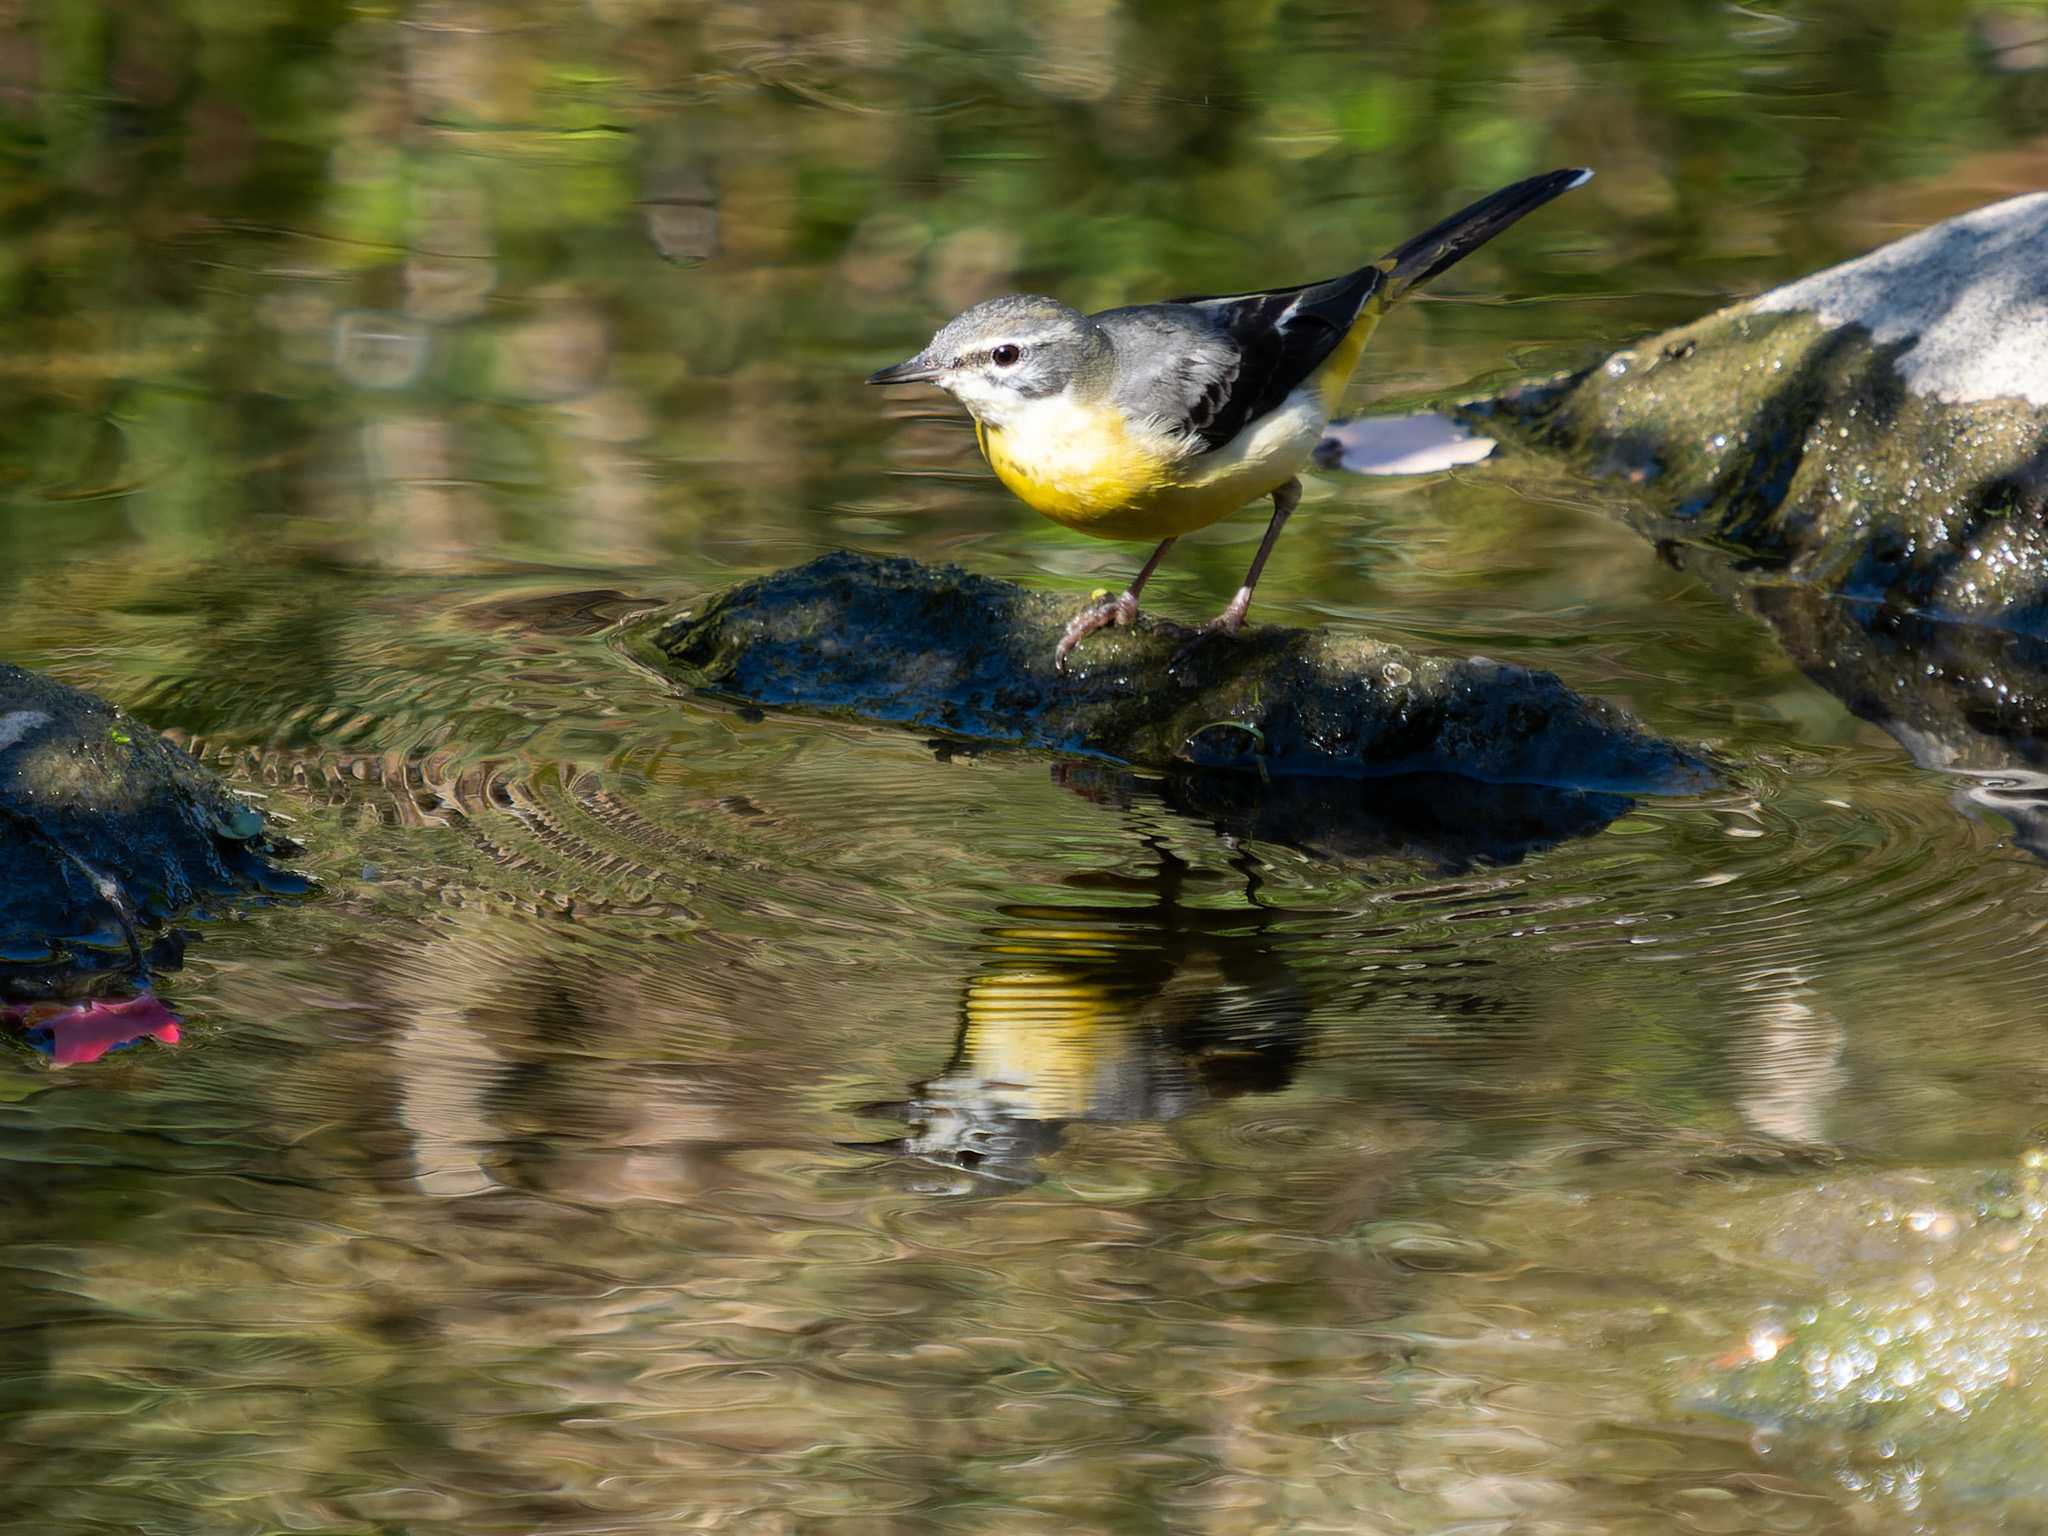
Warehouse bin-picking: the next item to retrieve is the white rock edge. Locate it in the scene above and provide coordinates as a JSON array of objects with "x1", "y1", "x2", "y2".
[{"x1": 1748, "y1": 192, "x2": 2048, "y2": 407}]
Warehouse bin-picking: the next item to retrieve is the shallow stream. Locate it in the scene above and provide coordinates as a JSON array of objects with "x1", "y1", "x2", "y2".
[{"x1": 4, "y1": 4, "x2": 2048, "y2": 1530}]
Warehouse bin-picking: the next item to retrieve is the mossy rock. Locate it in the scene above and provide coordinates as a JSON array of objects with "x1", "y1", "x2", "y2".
[
  {"x1": 0, "y1": 665, "x2": 304, "y2": 992},
  {"x1": 1464, "y1": 193, "x2": 2048, "y2": 843},
  {"x1": 1692, "y1": 1154, "x2": 2048, "y2": 1520},
  {"x1": 1479, "y1": 193, "x2": 2048, "y2": 631},
  {"x1": 635, "y1": 552, "x2": 1714, "y2": 803}
]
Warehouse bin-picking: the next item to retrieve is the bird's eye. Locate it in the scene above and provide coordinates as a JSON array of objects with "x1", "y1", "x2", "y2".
[{"x1": 991, "y1": 343, "x2": 1021, "y2": 367}]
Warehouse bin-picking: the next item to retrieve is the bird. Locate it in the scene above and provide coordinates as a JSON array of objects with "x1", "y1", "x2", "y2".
[{"x1": 867, "y1": 167, "x2": 1592, "y2": 673}]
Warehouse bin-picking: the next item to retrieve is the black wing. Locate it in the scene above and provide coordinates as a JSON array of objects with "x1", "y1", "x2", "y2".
[
  {"x1": 1095, "y1": 264, "x2": 1384, "y2": 455},
  {"x1": 1098, "y1": 169, "x2": 1592, "y2": 456}
]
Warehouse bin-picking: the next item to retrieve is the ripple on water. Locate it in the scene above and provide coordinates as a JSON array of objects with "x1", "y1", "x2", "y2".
[
  {"x1": 1263, "y1": 743, "x2": 2048, "y2": 1163},
  {"x1": 20, "y1": 561, "x2": 2048, "y2": 1536}
]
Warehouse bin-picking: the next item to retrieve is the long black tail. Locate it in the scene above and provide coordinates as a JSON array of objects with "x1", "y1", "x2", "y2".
[{"x1": 1381, "y1": 167, "x2": 1591, "y2": 298}]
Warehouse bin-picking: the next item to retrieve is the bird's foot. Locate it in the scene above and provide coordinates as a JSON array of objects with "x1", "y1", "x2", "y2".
[
  {"x1": 1168, "y1": 603, "x2": 1249, "y2": 673},
  {"x1": 1053, "y1": 588, "x2": 1140, "y2": 674}
]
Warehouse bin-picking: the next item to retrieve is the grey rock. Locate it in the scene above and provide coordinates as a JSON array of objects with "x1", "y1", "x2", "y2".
[
  {"x1": 1480, "y1": 201, "x2": 2048, "y2": 629},
  {"x1": 0, "y1": 664, "x2": 303, "y2": 992},
  {"x1": 1464, "y1": 193, "x2": 2048, "y2": 845},
  {"x1": 1749, "y1": 192, "x2": 2048, "y2": 406}
]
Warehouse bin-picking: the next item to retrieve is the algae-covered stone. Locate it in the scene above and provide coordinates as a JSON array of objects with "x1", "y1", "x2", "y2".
[
  {"x1": 0, "y1": 664, "x2": 303, "y2": 991},
  {"x1": 1482, "y1": 193, "x2": 2048, "y2": 628},
  {"x1": 639, "y1": 552, "x2": 1713, "y2": 797},
  {"x1": 1694, "y1": 1154, "x2": 2048, "y2": 1519},
  {"x1": 1462, "y1": 194, "x2": 2048, "y2": 847}
]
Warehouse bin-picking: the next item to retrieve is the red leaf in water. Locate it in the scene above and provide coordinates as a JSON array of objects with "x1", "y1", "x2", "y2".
[{"x1": 2, "y1": 996, "x2": 182, "y2": 1067}]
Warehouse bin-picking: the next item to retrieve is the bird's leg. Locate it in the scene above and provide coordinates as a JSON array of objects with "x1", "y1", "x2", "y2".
[
  {"x1": 1054, "y1": 536, "x2": 1177, "y2": 673},
  {"x1": 1171, "y1": 477, "x2": 1300, "y2": 668}
]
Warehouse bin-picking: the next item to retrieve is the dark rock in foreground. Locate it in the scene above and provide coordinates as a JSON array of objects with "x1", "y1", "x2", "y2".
[
  {"x1": 640, "y1": 552, "x2": 1713, "y2": 797},
  {"x1": 0, "y1": 665, "x2": 304, "y2": 992}
]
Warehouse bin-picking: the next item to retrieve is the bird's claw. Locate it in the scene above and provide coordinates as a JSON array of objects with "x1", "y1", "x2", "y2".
[
  {"x1": 1053, "y1": 591, "x2": 1140, "y2": 674},
  {"x1": 1168, "y1": 612, "x2": 1246, "y2": 674}
]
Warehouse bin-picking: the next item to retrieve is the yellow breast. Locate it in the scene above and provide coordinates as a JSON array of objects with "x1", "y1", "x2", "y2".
[
  {"x1": 979, "y1": 398, "x2": 1169, "y2": 536},
  {"x1": 978, "y1": 391, "x2": 1326, "y2": 542},
  {"x1": 968, "y1": 287, "x2": 1391, "y2": 544}
]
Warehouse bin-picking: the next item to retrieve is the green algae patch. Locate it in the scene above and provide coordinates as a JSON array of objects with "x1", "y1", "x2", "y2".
[
  {"x1": 632, "y1": 552, "x2": 1715, "y2": 798},
  {"x1": 1480, "y1": 308, "x2": 2048, "y2": 629},
  {"x1": 1690, "y1": 1154, "x2": 2048, "y2": 1518}
]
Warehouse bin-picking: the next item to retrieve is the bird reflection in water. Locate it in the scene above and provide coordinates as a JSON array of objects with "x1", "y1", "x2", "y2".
[
  {"x1": 867, "y1": 757, "x2": 1641, "y2": 1189},
  {"x1": 869, "y1": 831, "x2": 1312, "y2": 1190}
]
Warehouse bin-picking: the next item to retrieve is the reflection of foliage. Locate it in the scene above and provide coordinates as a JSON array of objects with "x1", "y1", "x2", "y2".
[{"x1": 0, "y1": 5, "x2": 2037, "y2": 480}]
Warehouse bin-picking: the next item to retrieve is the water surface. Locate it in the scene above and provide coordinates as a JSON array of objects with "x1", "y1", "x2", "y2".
[{"x1": 4, "y1": 3, "x2": 2048, "y2": 1531}]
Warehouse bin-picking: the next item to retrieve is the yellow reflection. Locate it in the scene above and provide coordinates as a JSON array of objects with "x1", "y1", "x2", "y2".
[{"x1": 896, "y1": 839, "x2": 1311, "y2": 1184}]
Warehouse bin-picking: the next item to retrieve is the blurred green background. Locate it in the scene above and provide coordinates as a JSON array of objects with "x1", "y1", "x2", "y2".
[{"x1": 2, "y1": 0, "x2": 2043, "y2": 614}]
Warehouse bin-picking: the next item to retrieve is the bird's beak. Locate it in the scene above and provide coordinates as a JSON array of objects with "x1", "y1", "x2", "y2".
[{"x1": 866, "y1": 354, "x2": 942, "y2": 386}]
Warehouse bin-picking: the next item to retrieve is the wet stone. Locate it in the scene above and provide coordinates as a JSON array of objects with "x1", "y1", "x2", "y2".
[
  {"x1": 1471, "y1": 193, "x2": 2048, "y2": 844},
  {"x1": 639, "y1": 552, "x2": 1715, "y2": 798},
  {"x1": 1479, "y1": 192, "x2": 2048, "y2": 626},
  {"x1": 0, "y1": 664, "x2": 303, "y2": 992},
  {"x1": 1692, "y1": 1153, "x2": 2048, "y2": 1522}
]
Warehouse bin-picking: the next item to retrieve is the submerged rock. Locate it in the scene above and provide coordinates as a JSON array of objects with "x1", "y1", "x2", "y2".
[
  {"x1": 639, "y1": 551, "x2": 1713, "y2": 797},
  {"x1": 0, "y1": 665, "x2": 302, "y2": 992},
  {"x1": 1693, "y1": 1152, "x2": 2048, "y2": 1521}
]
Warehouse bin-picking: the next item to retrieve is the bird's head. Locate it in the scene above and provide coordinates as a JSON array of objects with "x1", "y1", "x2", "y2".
[{"x1": 867, "y1": 295, "x2": 1109, "y2": 426}]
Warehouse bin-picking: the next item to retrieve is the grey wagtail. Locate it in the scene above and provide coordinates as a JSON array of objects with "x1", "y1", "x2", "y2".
[{"x1": 868, "y1": 167, "x2": 1592, "y2": 672}]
